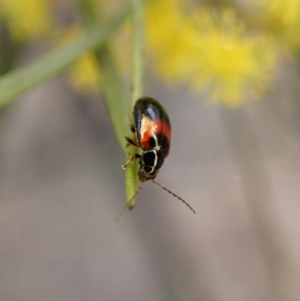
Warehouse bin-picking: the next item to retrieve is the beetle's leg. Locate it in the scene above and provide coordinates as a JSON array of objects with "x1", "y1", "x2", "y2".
[
  {"x1": 130, "y1": 124, "x2": 136, "y2": 133},
  {"x1": 122, "y1": 154, "x2": 140, "y2": 169},
  {"x1": 124, "y1": 136, "x2": 139, "y2": 147},
  {"x1": 124, "y1": 125, "x2": 137, "y2": 147}
]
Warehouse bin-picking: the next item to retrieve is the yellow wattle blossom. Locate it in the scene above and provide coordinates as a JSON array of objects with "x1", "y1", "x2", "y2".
[
  {"x1": 254, "y1": 0, "x2": 300, "y2": 49},
  {"x1": 68, "y1": 53, "x2": 100, "y2": 93},
  {"x1": 0, "y1": 0, "x2": 283, "y2": 105},
  {"x1": 0, "y1": 0, "x2": 52, "y2": 41},
  {"x1": 60, "y1": 26, "x2": 101, "y2": 92},
  {"x1": 146, "y1": 0, "x2": 276, "y2": 105}
]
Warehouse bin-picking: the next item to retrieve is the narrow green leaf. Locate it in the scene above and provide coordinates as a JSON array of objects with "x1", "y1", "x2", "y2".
[
  {"x1": 96, "y1": 46, "x2": 128, "y2": 153},
  {"x1": 0, "y1": 7, "x2": 130, "y2": 108},
  {"x1": 77, "y1": 0, "x2": 128, "y2": 152},
  {"x1": 126, "y1": 0, "x2": 145, "y2": 209}
]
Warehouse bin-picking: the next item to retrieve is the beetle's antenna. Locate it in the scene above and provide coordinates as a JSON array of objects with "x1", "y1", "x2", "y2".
[
  {"x1": 115, "y1": 184, "x2": 145, "y2": 222},
  {"x1": 151, "y1": 179, "x2": 196, "y2": 214},
  {"x1": 115, "y1": 204, "x2": 128, "y2": 222}
]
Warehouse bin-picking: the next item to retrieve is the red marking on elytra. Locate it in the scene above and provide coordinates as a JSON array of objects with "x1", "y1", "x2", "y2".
[{"x1": 139, "y1": 117, "x2": 171, "y2": 156}]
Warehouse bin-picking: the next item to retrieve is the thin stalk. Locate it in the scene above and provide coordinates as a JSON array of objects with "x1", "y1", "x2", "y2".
[
  {"x1": 74, "y1": 0, "x2": 129, "y2": 150},
  {"x1": 78, "y1": 0, "x2": 145, "y2": 211},
  {"x1": 125, "y1": 0, "x2": 145, "y2": 209}
]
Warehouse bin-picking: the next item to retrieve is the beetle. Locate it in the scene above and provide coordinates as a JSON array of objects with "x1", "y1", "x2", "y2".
[
  {"x1": 123, "y1": 97, "x2": 171, "y2": 181},
  {"x1": 122, "y1": 96, "x2": 195, "y2": 214}
]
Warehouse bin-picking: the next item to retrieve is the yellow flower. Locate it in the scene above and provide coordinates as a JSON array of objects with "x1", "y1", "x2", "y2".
[
  {"x1": 254, "y1": 0, "x2": 300, "y2": 49},
  {"x1": 60, "y1": 26, "x2": 101, "y2": 92},
  {"x1": 0, "y1": 0, "x2": 52, "y2": 41},
  {"x1": 146, "y1": 0, "x2": 276, "y2": 105},
  {"x1": 68, "y1": 53, "x2": 101, "y2": 93},
  {"x1": 0, "y1": 0, "x2": 280, "y2": 105}
]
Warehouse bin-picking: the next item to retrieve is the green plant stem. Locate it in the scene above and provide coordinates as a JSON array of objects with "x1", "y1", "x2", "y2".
[
  {"x1": 78, "y1": 0, "x2": 145, "y2": 211},
  {"x1": 77, "y1": 0, "x2": 128, "y2": 151},
  {"x1": 131, "y1": 0, "x2": 144, "y2": 105},
  {"x1": 0, "y1": 6, "x2": 130, "y2": 109},
  {"x1": 96, "y1": 47, "x2": 128, "y2": 152},
  {"x1": 125, "y1": 0, "x2": 145, "y2": 209}
]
